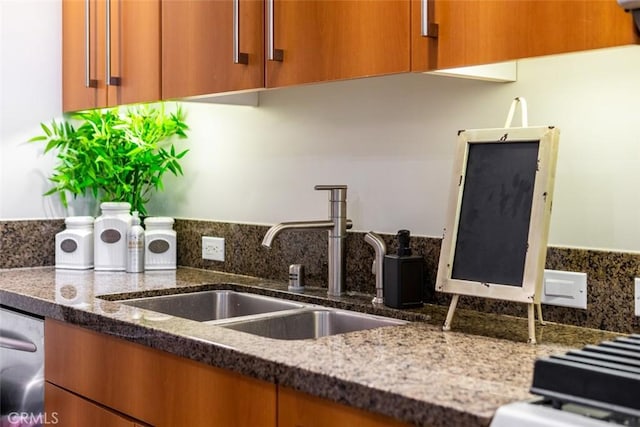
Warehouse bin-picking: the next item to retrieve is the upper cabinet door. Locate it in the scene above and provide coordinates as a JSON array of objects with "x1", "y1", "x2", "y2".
[
  {"x1": 62, "y1": 0, "x2": 106, "y2": 112},
  {"x1": 162, "y1": 0, "x2": 264, "y2": 100},
  {"x1": 107, "y1": 0, "x2": 161, "y2": 107},
  {"x1": 62, "y1": 0, "x2": 161, "y2": 112},
  {"x1": 266, "y1": 0, "x2": 411, "y2": 88},
  {"x1": 412, "y1": 0, "x2": 640, "y2": 72}
]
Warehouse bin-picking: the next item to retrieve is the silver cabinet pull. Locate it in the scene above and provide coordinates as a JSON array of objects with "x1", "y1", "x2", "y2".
[
  {"x1": 421, "y1": 0, "x2": 439, "y2": 38},
  {"x1": 105, "y1": 0, "x2": 121, "y2": 86},
  {"x1": 84, "y1": 0, "x2": 97, "y2": 88},
  {"x1": 233, "y1": 0, "x2": 249, "y2": 64},
  {"x1": 267, "y1": 0, "x2": 283, "y2": 61}
]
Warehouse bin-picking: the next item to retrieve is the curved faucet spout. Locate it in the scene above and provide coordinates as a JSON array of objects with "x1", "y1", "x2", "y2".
[
  {"x1": 262, "y1": 185, "x2": 350, "y2": 297},
  {"x1": 364, "y1": 231, "x2": 387, "y2": 305},
  {"x1": 262, "y1": 220, "x2": 335, "y2": 248}
]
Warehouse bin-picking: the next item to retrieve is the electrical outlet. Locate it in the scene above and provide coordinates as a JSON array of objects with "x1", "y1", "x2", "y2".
[
  {"x1": 540, "y1": 269, "x2": 587, "y2": 309},
  {"x1": 635, "y1": 278, "x2": 640, "y2": 317},
  {"x1": 202, "y1": 236, "x2": 225, "y2": 262}
]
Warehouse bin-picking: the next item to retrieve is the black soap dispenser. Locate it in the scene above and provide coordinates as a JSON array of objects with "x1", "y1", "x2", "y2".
[{"x1": 383, "y1": 230, "x2": 424, "y2": 309}]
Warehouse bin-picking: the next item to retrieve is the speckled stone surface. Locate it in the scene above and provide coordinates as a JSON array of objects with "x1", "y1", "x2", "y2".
[
  {"x1": 4, "y1": 218, "x2": 640, "y2": 333},
  {"x1": 0, "y1": 267, "x2": 623, "y2": 427},
  {"x1": 440, "y1": 247, "x2": 640, "y2": 334},
  {"x1": 0, "y1": 219, "x2": 64, "y2": 268},
  {"x1": 175, "y1": 219, "x2": 442, "y2": 297},
  {"x1": 175, "y1": 219, "x2": 640, "y2": 333}
]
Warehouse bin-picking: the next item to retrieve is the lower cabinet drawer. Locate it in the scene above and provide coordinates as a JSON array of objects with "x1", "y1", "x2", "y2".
[
  {"x1": 45, "y1": 319, "x2": 276, "y2": 427},
  {"x1": 45, "y1": 383, "x2": 144, "y2": 427},
  {"x1": 277, "y1": 386, "x2": 411, "y2": 427}
]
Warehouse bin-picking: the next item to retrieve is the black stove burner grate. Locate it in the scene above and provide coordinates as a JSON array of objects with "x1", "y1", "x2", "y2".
[{"x1": 531, "y1": 334, "x2": 640, "y2": 419}]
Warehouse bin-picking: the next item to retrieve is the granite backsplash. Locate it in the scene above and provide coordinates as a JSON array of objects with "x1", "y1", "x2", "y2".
[{"x1": 2, "y1": 218, "x2": 639, "y2": 333}]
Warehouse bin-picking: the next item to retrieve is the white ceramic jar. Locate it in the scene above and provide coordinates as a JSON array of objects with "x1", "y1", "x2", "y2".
[
  {"x1": 55, "y1": 216, "x2": 94, "y2": 269},
  {"x1": 94, "y1": 202, "x2": 132, "y2": 271},
  {"x1": 144, "y1": 217, "x2": 176, "y2": 270}
]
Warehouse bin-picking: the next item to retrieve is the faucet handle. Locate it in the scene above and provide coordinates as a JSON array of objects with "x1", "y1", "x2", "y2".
[
  {"x1": 314, "y1": 185, "x2": 347, "y2": 203},
  {"x1": 314, "y1": 185, "x2": 347, "y2": 190}
]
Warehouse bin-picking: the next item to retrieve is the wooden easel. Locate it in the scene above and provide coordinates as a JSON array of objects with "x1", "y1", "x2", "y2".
[
  {"x1": 442, "y1": 294, "x2": 545, "y2": 344},
  {"x1": 438, "y1": 97, "x2": 556, "y2": 345}
]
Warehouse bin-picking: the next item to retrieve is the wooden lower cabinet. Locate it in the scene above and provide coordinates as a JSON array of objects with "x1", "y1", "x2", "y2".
[
  {"x1": 277, "y1": 386, "x2": 411, "y2": 427},
  {"x1": 45, "y1": 383, "x2": 142, "y2": 427},
  {"x1": 45, "y1": 320, "x2": 410, "y2": 427},
  {"x1": 45, "y1": 319, "x2": 276, "y2": 427}
]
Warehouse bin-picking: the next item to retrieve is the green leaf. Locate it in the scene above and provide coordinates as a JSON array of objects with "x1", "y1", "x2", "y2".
[{"x1": 29, "y1": 101, "x2": 189, "y2": 213}]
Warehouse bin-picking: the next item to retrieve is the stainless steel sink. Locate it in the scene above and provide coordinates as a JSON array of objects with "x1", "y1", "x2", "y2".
[
  {"x1": 121, "y1": 290, "x2": 304, "y2": 322},
  {"x1": 120, "y1": 290, "x2": 407, "y2": 339},
  {"x1": 220, "y1": 309, "x2": 407, "y2": 340}
]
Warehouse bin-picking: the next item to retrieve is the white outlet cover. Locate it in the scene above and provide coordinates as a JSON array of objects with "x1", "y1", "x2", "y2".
[
  {"x1": 635, "y1": 278, "x2": 640, "y2": 317},
  {"x1": 202, "y1": 236, "x2": 225, "y2": 262},
  {"x1": 540, "y1": 269, "x2": 587, "y2": 309}
]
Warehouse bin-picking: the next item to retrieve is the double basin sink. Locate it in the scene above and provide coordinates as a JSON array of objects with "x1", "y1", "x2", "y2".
[{"x1": 122, "y1": 290, "x2": 406, "y2": 340}]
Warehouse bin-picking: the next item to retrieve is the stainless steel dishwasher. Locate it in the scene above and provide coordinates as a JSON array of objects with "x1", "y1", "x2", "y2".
[{"x1": 0, "y1": 307, "x2": 44, "y2": 424}]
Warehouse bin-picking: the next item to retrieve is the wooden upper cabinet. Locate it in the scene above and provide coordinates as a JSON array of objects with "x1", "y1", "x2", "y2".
[
  {"x1": 162, "y1": 0, "x2": 264, "y2": 99},
  {"x1": 412, "y1": 0, "x2": 640, "y2": 72},
  {"x1": 62, "y1": 0, "x2": 161, "y2": 112},
  {"x1": 266, "y1": 0, "x2": 411, "y2": 88}
]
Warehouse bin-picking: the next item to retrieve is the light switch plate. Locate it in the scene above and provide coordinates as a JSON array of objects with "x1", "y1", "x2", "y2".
[
  {"x1": 635, "y1": 278, "x2": 640, "y2": 317},
  {"x1": 540, "y1": 269, "x2": 587, "y2": 309}
]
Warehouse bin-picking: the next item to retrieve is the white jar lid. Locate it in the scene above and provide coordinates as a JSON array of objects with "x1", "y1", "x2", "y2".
[
  {"x1": 100, "y1": 201, "x2": 131, "y2": 211},
  {"x1": 144, "y1": 217, "x2": 175, "y2": 227},
  {"x1": 65, "y1": 216, "x2": 94, "y2": 226}
]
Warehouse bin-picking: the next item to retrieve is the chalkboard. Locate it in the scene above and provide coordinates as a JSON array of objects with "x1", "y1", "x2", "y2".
[
  {"x1": 451, "y1": 141, "x2": 539, "y2": 287},
  {"x1": 436, "y1": 126, "x2": 559, "y2": 304}
]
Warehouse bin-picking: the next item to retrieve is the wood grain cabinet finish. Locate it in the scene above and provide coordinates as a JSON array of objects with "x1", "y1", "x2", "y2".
[
  {"x1": 62, "y1": 0, "x2": 161, "y2": 112},
  {"x1": 162, "y1": 0, "x2": 411, "y2": 98},
  {"x1": 277, "y1": 386, "x2": 411, "y2": 427},
  {"x1": 162, "y1": 0, "x2": 264, "y2": 99},
  {"x1": 266, "y1": 0, "x2": 411, "y2": 88},
  {"x1": 64, "y1": 0, "x2": 638, "y2": 106},
  {"x1": 412, "y1": 0, "x2": 640, "y2": 71},
  {"x1": 45, "y1": 383, "x2": 143, "y2": 427},
  {"x1": 45, "y1": 319, "x2": 276, "y2": 427}
]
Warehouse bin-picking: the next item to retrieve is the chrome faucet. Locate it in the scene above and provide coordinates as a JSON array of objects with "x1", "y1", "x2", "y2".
[{"x1": 262, "y1": 185, "x2": 350, "y2": 297}]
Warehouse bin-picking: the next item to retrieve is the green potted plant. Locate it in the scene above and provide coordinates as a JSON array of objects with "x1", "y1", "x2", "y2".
[{"x1": 31, "y1": 102, "x2": 189, "y2": 216}]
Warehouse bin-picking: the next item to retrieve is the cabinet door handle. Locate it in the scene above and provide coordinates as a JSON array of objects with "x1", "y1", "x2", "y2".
[
  {"x1": 105, "y1": 0, "x2": 121, "y2": 86},
  {"x1": 233, "y1": 0, "x2": 249, "y2": 64},
  {"x1": 421, "y1": 0, "x2": 439, "y2": 38},
  {"x1": 84, "y1": 0, "x2": 97, "y2": 88},
  {"x1": 267, "y1": 0, "x2": 284, "y2": 61}
]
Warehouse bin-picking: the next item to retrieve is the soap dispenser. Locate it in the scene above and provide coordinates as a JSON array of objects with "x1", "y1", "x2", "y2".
[{"x1": 383, "y1": 230, "x2": 424, "y2": 309}]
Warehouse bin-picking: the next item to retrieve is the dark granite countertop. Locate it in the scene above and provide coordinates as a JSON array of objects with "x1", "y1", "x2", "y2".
[{"x1": 0, "y1": 267, "x2": 622, "y2": 426}]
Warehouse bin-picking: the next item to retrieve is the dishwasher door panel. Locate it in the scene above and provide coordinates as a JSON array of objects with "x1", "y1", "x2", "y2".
[{"x1": 0, "y1": 307, "x2": 44, "y2": 419}]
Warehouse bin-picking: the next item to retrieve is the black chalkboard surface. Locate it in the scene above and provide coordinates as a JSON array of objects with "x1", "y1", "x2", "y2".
[
  {"x1": 436, "y1": 125, "x2": 559, "y2": 342},
  {"x1": 451, "y1": 141, "x2": 539, "y2": 287}
]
